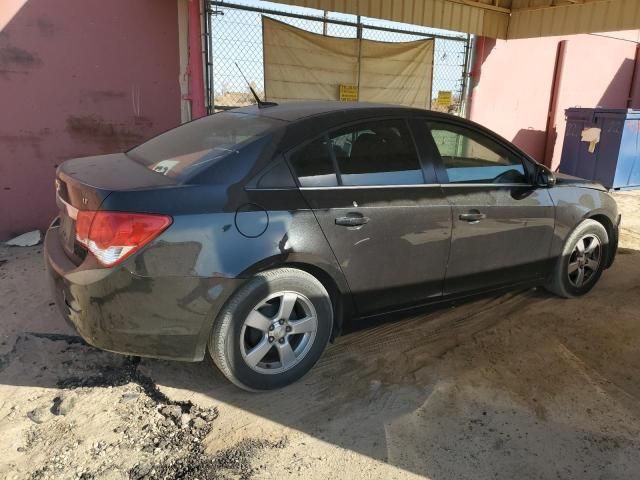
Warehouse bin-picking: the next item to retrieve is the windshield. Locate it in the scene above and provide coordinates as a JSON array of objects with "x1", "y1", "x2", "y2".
[{"x1": 127, "y1": 112, "x2": 284, "y2": 179}]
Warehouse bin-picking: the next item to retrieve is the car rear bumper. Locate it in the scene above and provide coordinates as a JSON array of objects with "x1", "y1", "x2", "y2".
[{"x1": 44, "y1": 224, "x2": 242, "y2": 361}]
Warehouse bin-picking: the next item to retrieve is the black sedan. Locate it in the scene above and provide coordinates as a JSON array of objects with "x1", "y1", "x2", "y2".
[{"x1": 45, "y1": 102, "x2": 620, "y2": 391}]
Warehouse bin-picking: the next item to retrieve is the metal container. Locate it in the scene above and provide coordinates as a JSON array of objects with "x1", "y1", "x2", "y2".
[{"x1": 559, "y1": 108, "x2": 640, "y2": 190}]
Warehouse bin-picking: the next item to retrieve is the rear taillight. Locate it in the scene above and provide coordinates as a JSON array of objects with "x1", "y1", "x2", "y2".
[{"x1": 75, "y1": 211, "x2": 172, "y2": 267}]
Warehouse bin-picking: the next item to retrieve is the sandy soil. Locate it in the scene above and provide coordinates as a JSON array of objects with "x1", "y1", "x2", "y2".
[{"x1": 1, "y1": 191, "x2": 640, "y2": 480}]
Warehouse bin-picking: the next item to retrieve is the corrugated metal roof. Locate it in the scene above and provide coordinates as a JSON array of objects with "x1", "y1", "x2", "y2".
[
  {"x1": 268, "y1": 0, "x2": 640, "y2": 40},
  {"x1": 508, "y1": 0, "x2": 640, "y2": 39},
  {"x1": 269, "y1": 0, "x2": 510, "y2": 38}
]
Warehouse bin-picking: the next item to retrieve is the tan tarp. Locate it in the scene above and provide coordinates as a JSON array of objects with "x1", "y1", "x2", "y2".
[{"x1": 263, "y1": 17, "x2": 433, "y2": 108}]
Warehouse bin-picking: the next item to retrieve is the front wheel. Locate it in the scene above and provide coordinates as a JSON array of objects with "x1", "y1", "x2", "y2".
[
  {"x1": 209, "y1": 268, "x2": 333, "y2": 391},
  {"x1": 545, "y1": 219, "x2": 608, "y2": 298}
]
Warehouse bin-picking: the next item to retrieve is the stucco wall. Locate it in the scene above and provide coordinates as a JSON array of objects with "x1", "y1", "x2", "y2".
[
  {"x1": 469, "y1": 32, "x2": 639, "y2": 170},
  {"x1": 0, "y1": 0, "x2": 181, "y2": 240}
]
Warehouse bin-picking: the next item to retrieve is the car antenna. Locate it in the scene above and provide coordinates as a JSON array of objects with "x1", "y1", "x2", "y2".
[{"x1": 235, "y1": 62, "x2": 278, "y2": 109}]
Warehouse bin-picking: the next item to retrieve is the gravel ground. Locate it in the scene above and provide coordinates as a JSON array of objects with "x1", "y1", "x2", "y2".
[{"x1": 1, "y1": 191, "x2": 640, "y2": 480}]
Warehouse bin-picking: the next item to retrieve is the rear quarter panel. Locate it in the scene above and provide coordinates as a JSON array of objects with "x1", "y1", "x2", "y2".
[
  {"x1": 117, "y1": 185, "x2": 351, "y2": 315},
  {"x1": 122, "y1": 188, "x2": 346, "y2": 283}
]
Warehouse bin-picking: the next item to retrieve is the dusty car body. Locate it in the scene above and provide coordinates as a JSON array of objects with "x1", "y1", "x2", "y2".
[{"x1": 44, "y1": 102, "x2": 619, "y2": 390}]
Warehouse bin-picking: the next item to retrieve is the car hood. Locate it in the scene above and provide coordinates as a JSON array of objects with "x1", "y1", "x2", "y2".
[{"x1": 554, "y1": 172, "x2": 607, "y2": 192}]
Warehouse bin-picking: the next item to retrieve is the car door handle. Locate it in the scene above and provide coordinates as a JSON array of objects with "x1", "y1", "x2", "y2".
[
  {"x1": 335, "y1": 215, "x2": 370, "y2": 227},
  {"x1": 459, "y1": 211, "x2": 486, "y2": 223}
]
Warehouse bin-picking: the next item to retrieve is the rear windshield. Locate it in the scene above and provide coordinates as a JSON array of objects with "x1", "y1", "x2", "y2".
[{"x1": 127, "y1": 112, "x2": 284, "y2": 179}]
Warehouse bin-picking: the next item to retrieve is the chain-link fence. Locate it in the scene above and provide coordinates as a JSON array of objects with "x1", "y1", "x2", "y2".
[{"x1": 205, "y1": 0, "x2": 471, "y2": 115}]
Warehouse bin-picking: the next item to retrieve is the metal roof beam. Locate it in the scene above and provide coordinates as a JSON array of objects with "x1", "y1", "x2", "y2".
[
  {"x1": 508, "y1": 0, "x2": 640, "y2": 38},
  {"x1": 448, "y1": 0, "x2": 511, "y2": 13}
]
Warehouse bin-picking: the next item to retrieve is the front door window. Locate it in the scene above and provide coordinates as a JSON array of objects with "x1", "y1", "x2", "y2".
[{"x1": 428, "y1": 123, "x2": 528, "y2": 184}]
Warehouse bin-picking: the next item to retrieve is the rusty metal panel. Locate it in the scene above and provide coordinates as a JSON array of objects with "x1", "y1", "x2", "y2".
[
  {"x1": 269, "y1": 0, "x2": 510, "y2": 38},
  {"x1": 509, "y1": 0, "x2": 640, "y2": 39}
]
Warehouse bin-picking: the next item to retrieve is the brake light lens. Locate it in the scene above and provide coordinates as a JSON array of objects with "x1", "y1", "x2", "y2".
[{"x1": 75, "y1": 211, "x2": 172, "y2": 267}]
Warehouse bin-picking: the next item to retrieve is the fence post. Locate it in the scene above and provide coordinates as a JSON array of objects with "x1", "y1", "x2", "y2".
[
  {"x1": 323, "y1": 10, "x2": 328, "y2": 35},
  {"x1": 188, "y1": 0, "x2": 207, "y2": 119},
  {"x1": 356, "y1": 15, "x2": 362, "y2": 102},
  {"x1": 460, "y1": 34, "x2": 472, "y2": 117}
]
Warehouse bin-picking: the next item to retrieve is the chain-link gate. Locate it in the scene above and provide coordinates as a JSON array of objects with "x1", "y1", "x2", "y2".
[{"x1": 205, "y1": 1, "x2": 471, "y2": 115}]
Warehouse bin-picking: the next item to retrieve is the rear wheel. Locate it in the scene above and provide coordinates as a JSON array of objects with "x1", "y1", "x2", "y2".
[
  {"x1": 209, "y1": 268, "x2": 333, "y2": 391},
  {"x1": 545, "y1": 219, "x2": 608, "y2": 298}
]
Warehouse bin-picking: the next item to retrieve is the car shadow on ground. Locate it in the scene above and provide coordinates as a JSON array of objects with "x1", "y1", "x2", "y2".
[{"x1": 2, "y1": 248, "x2": 640, "y2": 478}]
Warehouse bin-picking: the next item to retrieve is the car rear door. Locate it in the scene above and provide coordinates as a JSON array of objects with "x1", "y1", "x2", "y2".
[
  {"x1": 416, "y1": 118, "x2": 555, "y2": 295},
  {"x1": 287, "y1": 117, "x2": 452, "y2": 317}
]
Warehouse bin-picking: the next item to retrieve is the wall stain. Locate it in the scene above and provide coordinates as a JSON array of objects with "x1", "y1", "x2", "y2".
[
  {"x1": 35, "y1": 17, "x2": 55, "y2": 37},
  {"x1": 0, "y1": 45, "x2": 41, "y2": 67},
  {"x1": 82, "y1": 90, "x2": 127, "y2": 103},
  {"x1": 66, "y1": 116, "x2": 146, "y2": 152},
  {"x1": 23, "y1": 17, "x2": 56, "y2": 37},
  {"x1": 134, "y1": 116, "x2": 154, "y2": 128},
  {"x1": 0, "y1": 69, "x2": 30, "y2": 79},
  {"x1": 0, "y1": 132, "x2": 43, "y2": 158}
]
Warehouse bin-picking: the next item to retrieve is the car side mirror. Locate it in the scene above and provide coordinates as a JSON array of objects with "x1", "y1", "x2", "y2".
[{"x1": 536, "y1": 164, "x2": 556, "y2": 188}]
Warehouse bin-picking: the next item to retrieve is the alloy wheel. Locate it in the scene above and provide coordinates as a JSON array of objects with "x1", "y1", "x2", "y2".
[
  {"x1": 567, "y1": 234, "x2": 601, "y2": 288},
  {"x1": 239, "y1": 291, "x2": 318, "y2": 374}
]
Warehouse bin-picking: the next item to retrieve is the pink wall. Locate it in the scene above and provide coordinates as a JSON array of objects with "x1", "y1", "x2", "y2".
[
  {"x1": 0, "y1": 0, "x2": 181, "y2": 240},
  {"x1": 469, "y1": 33, "x2": 640, "y2": 170}
]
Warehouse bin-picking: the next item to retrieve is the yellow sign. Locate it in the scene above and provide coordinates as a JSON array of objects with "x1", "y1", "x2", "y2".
[
  {"x1": 339, "y1": 84, "x2": 358, "y2": 102},
  {"x1": 436, "y1": 90, "x2": 453, "y2": 107}
]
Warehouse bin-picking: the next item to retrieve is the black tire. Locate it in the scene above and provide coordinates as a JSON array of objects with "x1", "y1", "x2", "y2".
[
  {"x1": 208, "y1": 268, "x2": 333, "y2": 391},
  {"x1": 545, "y1": 219, "x2": 608, "y2": 298}
]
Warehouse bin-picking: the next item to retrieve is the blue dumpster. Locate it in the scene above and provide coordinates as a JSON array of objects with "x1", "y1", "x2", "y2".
[{"x1": 559, "y1": 108, "x2": 640, "y2": 190}]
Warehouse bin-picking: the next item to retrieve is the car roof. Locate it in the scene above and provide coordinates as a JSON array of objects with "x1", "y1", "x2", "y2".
[
  {"x1": 224, "y1": 102, "x2": 539, "y2": 165},
  {"x1": 229, "y1": 101, "x2": 483, "y2": 154},
  {"x1": 230, "y1": 101, "x2": 429, "y2": 122}
]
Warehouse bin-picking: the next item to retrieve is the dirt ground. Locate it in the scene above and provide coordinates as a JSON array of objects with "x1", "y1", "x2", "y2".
[{"x1": 1, "y1": 191, "x2": 640, "y2": 480}]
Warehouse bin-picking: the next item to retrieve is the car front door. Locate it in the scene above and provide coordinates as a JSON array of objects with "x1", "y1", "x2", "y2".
[
  {"x1": 288, "y1": 118, "x2": 452, "y2": 317},
  {"x1": 418, "y1": 119, "x2": 556, "y2": 295}
]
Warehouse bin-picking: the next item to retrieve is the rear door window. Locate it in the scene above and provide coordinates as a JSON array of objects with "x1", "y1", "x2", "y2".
[
  {"x1": 288, "y1": 138, "x2": 338, "y2": 187},
  {"x1": 329, "y1": 119, "x2": 424, "y2": 186}
]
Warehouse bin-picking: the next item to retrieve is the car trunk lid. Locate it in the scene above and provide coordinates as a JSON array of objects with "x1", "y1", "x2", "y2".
[{"x1": 55, "y1": 153, "x2": 174, "y2": 262}]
